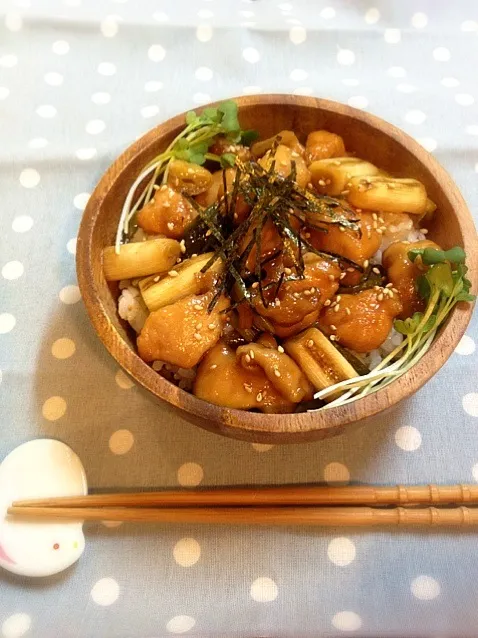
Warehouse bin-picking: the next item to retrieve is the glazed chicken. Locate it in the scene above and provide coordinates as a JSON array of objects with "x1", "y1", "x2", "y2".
[
  {"x1": 137, "y1": 292, "x2": 229, "y2": 368},
  {"x1": 305, "y1": 130, "x2": 346, "y2": 163},
  {"x1": 137, "y1": 185, "x2": 196, "y2": 239},
  {"x1": 318, "y1": 288, "x2": 403, "y2": 353},
  {"x1": 383, "y1": 239, "x2": 441, "y2": 319}
]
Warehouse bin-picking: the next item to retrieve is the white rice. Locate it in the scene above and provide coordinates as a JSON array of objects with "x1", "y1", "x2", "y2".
[{"x1": 118, "y1": 286, "x2": 149, "y2": 334}]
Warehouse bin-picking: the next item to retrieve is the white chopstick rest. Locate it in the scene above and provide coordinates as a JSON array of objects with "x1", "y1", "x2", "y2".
[{"x1": 0, "y1": 439, "x2": 87, "y2": 577}]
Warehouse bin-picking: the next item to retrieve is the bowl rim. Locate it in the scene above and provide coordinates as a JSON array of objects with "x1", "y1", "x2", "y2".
[{"x1": 77, "y1": 94, "x2": 478, "y2": 443}]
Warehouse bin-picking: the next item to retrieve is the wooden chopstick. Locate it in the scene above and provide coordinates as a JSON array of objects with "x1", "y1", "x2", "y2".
[
  {"x1": 12, "y1": 484, "x2": 478, "y2": 509},
  {"x1": 7, "y1": 505, "x2": 478, "y2": 527}
]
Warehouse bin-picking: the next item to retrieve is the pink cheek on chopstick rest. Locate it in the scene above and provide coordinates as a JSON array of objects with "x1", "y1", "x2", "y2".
[{"x1": 0, "y1": 439, "x2": 87, "y2": 577}]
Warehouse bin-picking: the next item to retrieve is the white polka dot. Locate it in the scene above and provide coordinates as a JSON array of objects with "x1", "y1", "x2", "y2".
[
  {"x1": 166, "y1": 616, "x2": 196, "y2": 634},
  {"x1": 192, "y1": 92, "x2": 211, "y2": 105},
  {"x1": 173, "y1": 538, "x2": 201, "y2": 567},
  {"x1": 465, "y1": 125, "x2": 478, "y2": 136},
  {"x1": 51, "y1": 337, "x2": 76, "y2": 359},
  {"x1": 28, "y1": 137, "x2": 48, "y2": 149},
  {"x1": 152, "y1": 11, "x2": 168, "y2": 22},
  {"x1": 85, "y1": 119, "x2": 106, "y2": 135},
  {"x1": 433, "y1": 47, "x2": 450, "y2": 61},
  {"x1": 0, "y1": 313, "x2": 16, "y2": 334},
  {"x1": 115, "y1": 369, "x2": 135, "y2": 389},
  {"x1": 404, "y1": 109, "x2": 427, "y2": 125},
  {"x1": 52, "y1": 40, "x2": 69, "y2": 55},
  {"x1": 91, "y1": 91, "x2": 111, "y2": 104},
  {"x1": 0, "y1": 54, "x2": 18, "y2": 68},
  {"x1": 416, "y1": 137, "x2": 437, "y2": 152},
  {"x1": 461, "y1": 20, "x2": 478, "y2": 32},
  {"x1": 196, "y1": 24, "x2": 213, "y2": 42},
  {"x1": 59, "y1": 284, "x2": 81, "y2": 304},
  {"x1": 455, "y1": 334, "x2": 476, "y2": 355},
  {"x1": 67, "y1": 238, "x2": 77, "y2": 255},
  {"x1": 463, "y1": 393, "x2": 478, "y2": 417},
  {"x1": 387, "y1": 66, "x2": 406, "y2": 78},
  {"x1": 12, "y1": 215, "x2": 33, "y2": 232},
  {"x1": 42, "y1": 396, "x2": 67, "y2": 421},
  {"x1": 90, "y1": 578, "x2": 120, "y2": 606},
  {"x1": 0, "y1": 86, "x2": 10, "y2": 100},
  {"x1": 2, "y1": 261, "x2": 24, "y2": 280},
  {"x1": 396, "y1": 83, "x2": 417, "y2": 94},
  {"x1": 102, "y1": 520, "x2": 123, "y2": 528},
  {"x1": 1, "y1": 613, "x2": 31, "y2": 638},
  {"x1": 144, "y1": 81, "x2": 163, "y2": 93},
  {"x1": 101, "y1": 16, "x2": 119, "y2": 37},
  {"x1": 198, "y1": 9, "x2": 213, "y2": 18},
  {"x1": 321, "y1": 7, "x2": 335, "y2": 19},
  {"x1": 290, "y1": 68, "x2": 308, "y2": 82},
  {"x1": 292, "y1": 87, "x2": 313, "y2": 96},
  {"x1": 148, "y1": 44, "x2": 166, "y2": 62},
  {"x1": 347, "y1": 95, "x2": 368, "y2": 109},
  {"x1": 75, "y1": 147, "x2": 97, "y2": 160},
  {"x1": 328, "y1": 537, "x2": 356, "y2": 566},
  {"x1": 384, "y1": 28, "x2": 401, "y2": 44},
  {"x1": 250, "y1": 577, "x2": 278, "y2": 602},
  {"x1": 324, "y1": 462, "x2": 350, "y2": 485},
  {"x1": 97, "y1": 62, "x2": 116, "y2": 76},
  {"x1": 73, "y1": 192, "x2": 90, "y2": 210},
  {"x1": 5, "y1": 12, "x2": 23, "y2": 31},
  {"x1": 364, "y1": 8, "x2": 380, "y2": 24},
  {"x1": 195, "y1": 66, "x2": 213, "y2": 81},
  {"x1": 109, "y1": 429, "x2": 134, "y2": 454},
  {"x1": 411, "y1": 575, "x2": 441, "y2": 600},
  {"x1": 411, "y1": 12, "x2": 428, "y2": 29},
  {"x1": 242, "y1": 85, "x2": 261, "y2": 94},
  {"x1": 141, "y1": 105, "x2": 159, "y2": 118},
  {"x1": 337, "y1": 49, "x2": 355, "y2": 65},
  {"x1": 342, "y1": 78, "x2": 359, "y2": 86},
  {"x1": 455, "y1": 93, "x2": 475, "y2": 106},
  {"x1": 19, "y1": 168, "x2": 40, "y2": 188},
  {"x1": 472, "y1": 463, "x2": 478, "y2": 482},
  {"x1": 242, "y1": 47, "x2": 260, "y2": 63},
  {"x1": 289, "y1": 26, "x2": 307, "y2": 44},
  {"x1": 332, "y1": 611, "x2": 362, "y2": 632},
  {"x1": 177, "y1": 462, "x2": 204, "y2": 487},
  {"x1": 44, "y1": 72, "x2": 63, "y2": 86},
  {"x1": 251, "y1": 443, "x2": 274, "y2": 452},
  {"x1": 440, "y1": 79, "x2": 459, "y2": 92},
  {"x1": 395, "y1": 425, "x2": 422, "y2": 450},
  {"x1": 36, "y1": 104, "x2": 57, "y2": 118}
]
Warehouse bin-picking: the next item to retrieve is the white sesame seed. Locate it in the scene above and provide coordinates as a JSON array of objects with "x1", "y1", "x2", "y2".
[
  {"x1": 191, "y1": 253, "x2": 198, "y2": 258},
  {"x1": 324, "y1": 299, "x2": 332, "y2": 306},
  {"x1": 196, "y1": 322, "x2": 202, "y2": 330},
  {"x1": 339, "y1": 226, "x2": 346, "y2": 232},
  {"x1": 168, "y1": 270, "x2": 179, "y2": 277},
  {"x1": 307, "y1": 339, "x2": 314, "y2": 348},
  {"x1": 372, "y1": 213, "x2": 378, "y2": 220},
  {"x1": 278, "y1": 345, "x2": 285, "y2": 353},
  {"x1": 330, "y1": 324, "x2": 337, "y2": 331},
  {"x1": 318, "y1": 179, "x2": 326, "y2": 186},
  {"x1": 167, "y1": 222, "x2": 174, "y2": 230},
  {"x1": 210, "y1": 364, "x2": 217, "y2": 370},
  {"x1": 187, "y1": 167, "x2": 194, "y2": 174},
  {"x1": 245, "y1": 354, "x2": 251, "y2": 363},
  {"x1": 194, "y1": 333, "x2": 202, "y2": 341},
  {"x1": 205, "y1": 229, "x2": 212, "y2": 237},
  {"x1": 334, "y1": 304, "x2": 340, "y2": 312},
  {"x1": 377, "y1": 293, "x2": 384, "y2": 301},
  {"x1": 392, "y1": 287, "x2": 398, "y2": 293},
  {"x1": 163, "y1": 201, "x2": 171, "y2": 209},
  {"x1": 347, "y1": 267, "x2": 355, "y2": 272},
  {"x1": 284, "y1": 267, "x2": 292, "y2": 275},
  {"x1": 363, "y1": 259, "x2": 369, "y2": 268},
  {"x1": 275, "y1": 298, "x2": 281, "y2": 306},
  {"x1": 336, "y1": 295, "x2": 341, "y2": 302},
  {"x1": 256, "y1": 392, "x2": 263, "y2": 402},
  {"x1": 176, "y1": 257, "x2": 182, "y2": 264},
  {"x1": 330, "y1": 335, "x2": 337, "y2": 341},
  {"x1": 252, "y1": 282, "x2": 259, "y2": 289},
  {"x1": 274, "y1": 368, "x2": 281, "y2": 377},
  {"x1": 339, "y1": 272, "x2": 346, "y2": 279},
  {"x1": 153, "y1": 275, "x2": 160, "y2": 282},
  {"x1": 208, "y1": 323, "x2": 215, "y2": 330},
  {"x1": 377, "y1": 228, "x2": 383, "y2": 234},
  {"x1": 179, "y1": 240, "x2": 186, "y2": 253},
  {"x1": 386, "y1": 283, "x2": 393, "y2": 288},
  {"x1": 345, "y1": 307, "x2": 351, "y2": 315},
  {"x1": 304, "y1": 290, "x2": 311, "y2": 297},
  {"x1": 328, "y1": 274, "x2": 335, "y2": 281},
  {"x1": 372, "y1": 267, "x2": 380, "y2": 274},
  {"x1": 420, "y1": 228, "x2": 429, "y2": 234},
  {"x1": 249, "y1": 349, "x2": 255, "y2": 359}
]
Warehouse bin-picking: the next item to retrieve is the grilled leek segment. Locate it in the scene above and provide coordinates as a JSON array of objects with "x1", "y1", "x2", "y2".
[
  {"x1": 284, "y1": 327, "x2": 357, "y2": 400},
  {"x1": 309, "y1": 157, "x2": 380, "y2": 196},
  {"x1": 346, "y1": 176, "x2": 427, "y2": 215},
  {"x1": 103, "y1": 238, "x2": 181, "y2": 281},
  {"x1": 139, "y1": 252, "x2": 224, "y2": 311}
]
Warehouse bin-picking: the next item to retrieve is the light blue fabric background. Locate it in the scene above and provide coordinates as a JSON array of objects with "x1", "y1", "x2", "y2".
[{"x1": 1, "y1": 0, "x2": 478, "y2": 636}]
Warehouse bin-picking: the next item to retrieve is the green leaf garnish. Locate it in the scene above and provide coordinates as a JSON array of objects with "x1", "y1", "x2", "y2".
[
  {"x1": 241, "y1": 129, "x2": 260, "y2": 146},
  {"x1": 218, "y1": 100, "x2": 240, "y2": 134},
  {"x1": 219, "y1": 153, "x2": 237, "y2": 168},
  {"x1": 408, "y1": 246, "x2": 466, "y2": 265}
]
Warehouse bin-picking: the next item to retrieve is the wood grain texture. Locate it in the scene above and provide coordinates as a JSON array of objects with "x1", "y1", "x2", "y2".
[
  {"x1": 13, "y1": 484, "x2": 478, "y2": 508},
  {"x1": 76, "y1": 95, "x2": 478, "y2": 443},
  {"x1": 8, "y1": 505, "x2": 478, "y2": 527}
]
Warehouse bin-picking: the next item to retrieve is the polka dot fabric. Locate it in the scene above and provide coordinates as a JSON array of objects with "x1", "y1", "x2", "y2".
[{"x1": 1, "y1": 1, "x2": 477, "y2": 636}]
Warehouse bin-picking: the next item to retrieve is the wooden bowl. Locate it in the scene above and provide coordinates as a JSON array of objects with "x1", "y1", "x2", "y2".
[{"x1": 77, "y1": 95, "x2": 478, "y2": 443}]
